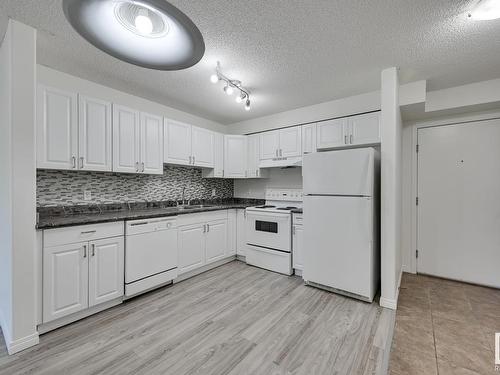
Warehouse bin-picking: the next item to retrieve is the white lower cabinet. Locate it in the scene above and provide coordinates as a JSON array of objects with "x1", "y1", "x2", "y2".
[
  {"x1": 205, "y1": 220, "x2": 228, "y2": 263},
  {"x1": 42, "y1": 223, "x2": 124, "y2": 324},
  {"x1": 236, "y1": 209, "x2": 247, "y2": 256},
  {"x1": 178, "y1": 223, "x2": 206, "y2": 274}
]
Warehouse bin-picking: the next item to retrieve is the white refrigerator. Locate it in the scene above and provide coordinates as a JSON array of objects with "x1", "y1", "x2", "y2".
[{"x1": 302, "y1": 148, "x2": 379, "y2": 302}]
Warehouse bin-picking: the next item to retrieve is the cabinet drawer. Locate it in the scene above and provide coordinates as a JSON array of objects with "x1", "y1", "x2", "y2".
[
  {"x1": 293, "y1": 214, "x2": 303, "y2": 225},
  {"x1": 177, "y1": 210, "x2": 228, "y2": 226},
  {"x1": 44, "y1": 222, "x2": 124, "y2": 247}
]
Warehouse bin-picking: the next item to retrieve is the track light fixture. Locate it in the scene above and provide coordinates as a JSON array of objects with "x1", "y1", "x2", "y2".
[{"x1": 210, "y1": 61, "x2": 251, "y2": 110}]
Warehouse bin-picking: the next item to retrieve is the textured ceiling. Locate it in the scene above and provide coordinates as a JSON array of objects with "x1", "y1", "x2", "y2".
[{"x1": 1, "y1": 0, "x2": 500, "y2": 125}]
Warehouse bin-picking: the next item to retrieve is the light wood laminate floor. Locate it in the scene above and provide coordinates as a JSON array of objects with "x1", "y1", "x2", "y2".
[{"x1": 0, "y1": 261, "x2": 394, "y2": 375}]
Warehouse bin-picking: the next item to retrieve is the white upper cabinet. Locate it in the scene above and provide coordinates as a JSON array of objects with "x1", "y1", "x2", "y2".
[
  {"x1": 191, "y1": 126, "x2": 215, "y2": 168},
  {"x1": 140, "y1": 112, "x2": 164, "y2": 175},
  {"x1": 316, "y1": 118, "x2": 349, "y2": 150},
  {"x1": 302, "y1": 123, "x2": 317, "y2": 155},
  {"x1": 78, "y1": 95, "x2": 112, "y2": 172},
  {"x1": 260, "y1": 131, "x2": 280, "y2": 160},
  {"x1": 224, "y1": 135, "x2": 248, "y2": 178},
  {"x1": 279, "y1": 127, "x2": 302, "y2": 157},
  {"x1": 37, "y1": 85, "x2": 78, "y2": 170},
  {"x1": 247, "y1": 134, "x2": 269, "y2": 178},
  {"x1": 349, "y1": 112, "x2": 381, "y2": 146},
  {"x1": 202, "y1": 132, "x2": 224, "y2": 178},
  {"x1": 112, "y1": 105, "x2": 140, "y2": 173},
  {"x1": 164, "y1": 119, "x2": 192, "y2": 166}
]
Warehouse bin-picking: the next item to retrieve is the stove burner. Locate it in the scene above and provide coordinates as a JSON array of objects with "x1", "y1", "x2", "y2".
[{"x1": 255, "y1": 205, "x2": 276, "y2": 209}]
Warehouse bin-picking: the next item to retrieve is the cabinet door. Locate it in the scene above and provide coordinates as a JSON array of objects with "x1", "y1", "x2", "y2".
[
  {"x1": 302, "y1": 123, "x2": 317, "y2": 155},
  {"x1": 260, "y1": 131, "x2": 280, "y2": 160},
  {"x1": 178, "y1": 224, "x2": 206, "y2": 274},
  {"x1": 236, "y1": 209, "x2": 247, "y2": 256},
  {"x1": 164, "y1": 119, "x2": 192, "y2": 166},
  {"x1": 279, "y1": 127, "x2": 302, "y2": 157},
  {"x1": 140, "y1": 112, "x2": 164, "y2": 175},
  {"x1": 316, "y1": 118, "x2": 349, "y2": 150},
  {"x1": 112, "y1": 105, "x2": 140, "y2": 173},
  {"x1": 213, "y1": 132, "x2": 224, "y2": 177},
  {"x1": 78, "y1": 95, "x2": 112, "y2": 171},
  {"x1": 247, "y1": 134, "x2": 258, "y2": 178},
  {"x1": 227, "y1": 210, "x2": 237, "y2": 255},
  {"x1": 37, "y1": 85, "x2": 78, "y2": 170},
  {"x1": 43, "y1": 242, "x2": 89, "y2": 323},
  {"x1": 192, "y1": 126, "x2": 215, "y2": 167},
  {"x1": 292, "y1": 225, "x2": 304, "y2": 270},
  {"x1": 349, "y1": 112, "x2": 381, "y2": 146},
  {"x1": 224, "y1": 135, "x2": 248, "y2": 178},
  {"x1": 88, "y1": 237, "x2": 124, "y2": 307},
  {"x1": 205, "y1": 220, "x2": 228, "y2": 264}
]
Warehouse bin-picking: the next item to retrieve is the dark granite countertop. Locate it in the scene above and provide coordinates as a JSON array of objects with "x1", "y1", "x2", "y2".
[{"x1": 37, "y1": 198, "x2": 264, "y2": 230}]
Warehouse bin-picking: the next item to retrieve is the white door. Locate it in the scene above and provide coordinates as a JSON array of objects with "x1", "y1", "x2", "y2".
[
  {"x1": 192, "y1": 126, "x2": 215, "y2": 167},
  {"x1": 140, "y1": 112, "x2": 164, "y2": 175},
  {"x1": 236, "y1": 209, "x2": 247, "y2": 256},
  {"x1": 178, "y1": 224, "x2": 206, "y2": 274},
  {"x1": 78, "y1": 95, "x2": 112, "y2": 171},
  {"x1": 224, "y1": 135, "x2": 248, "y2": 178},
  {"x1": 316, "y1": 118, "x2": 349, "y2": 150},
  {"x1": 302, "y1": 123, "x2": 317, "y2": 155},
  {"x1": 349, "y1": 112, "x2": 380, "y2": 146},
  {"x1": 292, "y1": 224, "x2": 304, "y2": 270},
  {"x1": 417, "y1": 120, "x2": 500, "y2": 287},
  {"x1": 37, "y1": 85, "x2": 78, "y2": 170},
  {"x1": 43, "y1": 242, "x2": 89, "y2": 323},
  {"x1": 164, "y1": 119, "x2": 192, "y2": 166},
  {"x1": 205, "y1": 220, "x2": 228, "y2": 264},
  {"x1": 279, "y1": 127, "x2": 302, "y2": 157},
  {"x1": 260, "y1": 131, "x2": 280, "y2": 160},
  {"x1": 88, "y1": 237, "x2": 124, "y2": 307},
  {"x1": 113, "y1": 105, "x2": 140, "y2": 173}
]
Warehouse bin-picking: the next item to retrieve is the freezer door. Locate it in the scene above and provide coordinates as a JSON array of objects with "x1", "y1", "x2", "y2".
[
  {"x1": 302, "y1": 195, "x2": 377, "y2": 300},
  {"x1": 303, "y1": 148, "x2": 375, "y2": 196}
]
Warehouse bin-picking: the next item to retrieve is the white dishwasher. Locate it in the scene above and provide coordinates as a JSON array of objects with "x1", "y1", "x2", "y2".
[{"x1": 125, "y1": 217, "x2": 178, "y2": 297}]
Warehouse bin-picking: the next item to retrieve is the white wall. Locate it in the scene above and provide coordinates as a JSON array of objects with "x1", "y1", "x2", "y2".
[
  {"x1": 0, "y1": 19, "x2": 39, "y2": 354},
  {"x1": 37, "y1": 65, "x2": 227, "y2": 134},
  {"x1": 234, "y1": 168, "x2": 303, "y2": 199},
  {"x1": 380, "y1": 67, "x2": 403, "y2": 310}
]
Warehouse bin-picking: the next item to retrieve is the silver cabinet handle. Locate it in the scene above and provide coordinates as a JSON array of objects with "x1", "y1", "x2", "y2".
[
  {"x1": 130, "y1": 222, "x2": 148, "y2": 226},
  {"x1": 280, "y1": 149, "x2": 283, "y2": 157},
  {"x1": 141, "y1": 162, "x2": 145, "y2": 172},
  {"x1": 72, "y1": 156, "x2": 76, "y2": 168},
  {"x1": 79, "y1": 156, "x2": 84, "y2": 169},
  {"x1": 350, "y1": 134, "x2": 353, "y2": 144},
  {"x1": 135, "y1": 162, "x2": 139, "y2": 172},
  {"x1": 83, "y1": 245, "x2": 87, "y2": 258},
  {"x1": 203, "y1": 224, "x2": 206, "y2": 233},
  {"x1": 81, "y1": 230, "x2": 96, "y2": 234},
  {"x1": 91, "y1": 244, "x2": 95, "y2": 257},
  {"x1": 207, "y1": 224, "x2": 209, "y2": 232},
  {"x1": 193, "y1": 156, "x2": 195, "y2": 165},
  {"x1": 344, "y1": 135, "x2": 348, "y2": 144}
]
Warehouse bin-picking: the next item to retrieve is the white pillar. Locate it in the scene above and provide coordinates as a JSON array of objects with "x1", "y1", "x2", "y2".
[
  {"x1": 380, "y1": 67, "x2": 403, "y2": 310},
  {"x1": 0, "y1": 19, "x2": 38, "y2": 354}
]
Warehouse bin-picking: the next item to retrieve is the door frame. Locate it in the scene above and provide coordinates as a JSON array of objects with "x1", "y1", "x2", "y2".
[{"x1": 407, "y1": 109, "x2": 500, "y2": 274}]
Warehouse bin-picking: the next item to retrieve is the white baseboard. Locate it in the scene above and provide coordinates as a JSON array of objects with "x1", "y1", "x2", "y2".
[
  {"x1": 7, "y1": 332, "x2": 39, "y2": 355},
  {"x1": 380, "y1": 268, "x2": 403, "y2": 311},
  {"x1": 174, "y1": 256, "x2": 236, "y2": 283}
]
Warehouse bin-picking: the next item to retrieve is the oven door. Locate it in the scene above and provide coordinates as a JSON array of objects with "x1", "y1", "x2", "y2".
[{"x1": 245, "y1": 210, "x2": 291, "y2": 252}]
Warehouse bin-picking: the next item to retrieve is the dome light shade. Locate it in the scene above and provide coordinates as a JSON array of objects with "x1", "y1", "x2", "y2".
[
  {"x1": 63, "y1": 0, "x2": 205, "y2": 70},
  {"x1": 469, "y1": 0, "x2": 500, "y2": 20}
]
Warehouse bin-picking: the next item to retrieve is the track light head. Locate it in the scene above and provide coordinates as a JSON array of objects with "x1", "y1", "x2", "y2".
[
  {"x1": 235, "y1": 92, "x2": 246, "y2": 103},
  {"x1": 210, "y1": 74, "x2": 219, "y2": 83},
  {"x1": 224, "y1": 84, "x2": 234, "y2": 95},
  {"x1": 245, "y1": 98, "x2": 251, "y2": 111}
]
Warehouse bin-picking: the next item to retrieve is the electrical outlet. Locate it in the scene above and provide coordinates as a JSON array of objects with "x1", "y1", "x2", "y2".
[
  {"x1": 211, "y1": 188, "x2": 216, "y2": 197},
  {"x1": 83, "y1": 190, "x2": 92, "y2": 201}
]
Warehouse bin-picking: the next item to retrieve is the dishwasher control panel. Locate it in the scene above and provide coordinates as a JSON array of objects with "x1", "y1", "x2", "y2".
[{"x1": 126, "y1": 217, "x2": 177, "y2": 235}]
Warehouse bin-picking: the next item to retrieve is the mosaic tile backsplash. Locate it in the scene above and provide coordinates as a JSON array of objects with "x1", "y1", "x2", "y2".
[{"x1": 37, "y1": 166, "x2": 234, "y2": 207}]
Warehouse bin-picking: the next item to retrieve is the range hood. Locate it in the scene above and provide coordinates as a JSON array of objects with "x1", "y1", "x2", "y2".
[{"x1": 259, "y1": 156, "x2": 302, "y2": 168}]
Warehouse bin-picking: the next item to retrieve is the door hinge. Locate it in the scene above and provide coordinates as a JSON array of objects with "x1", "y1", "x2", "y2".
[
  {"x1": 416, "y1": 249, "x2": 419, "y2": 259},
  {"x1": 416, "y1": 144, "x2": 419, "y2": 153},
  {"x1": 416, "y1": 197, "x2": 419, "y2": 206}
]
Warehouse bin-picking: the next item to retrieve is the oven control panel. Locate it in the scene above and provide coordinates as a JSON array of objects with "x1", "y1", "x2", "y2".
[{"x1": 265, "y1": 188, "x2": 303, "y2": 201}]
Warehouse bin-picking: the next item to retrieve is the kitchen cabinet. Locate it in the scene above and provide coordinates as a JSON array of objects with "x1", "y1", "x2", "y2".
[
  {"x1": 316, "y1": 112, "x2": 380, "y2": 150},
  {"x1": 292, "y1": 214, "x2": 304, "y2": 271},
  {"x1": 42, "y1": 222, "x2": 124, "y2": 323},
  {"x1": 37, "y1": 85, "x2": 78, "y2": 170},
  {"x1": 227, "y1": 209, "x2": 237, "y2": 255},
  {"x1": 202, "y1": 132, "x2": 224, "y2": 178},
  {"x1": 205, "y1": 219, "x2": 228, "y2": 263},
  {"x1": 247, "y1": 134, "x2": 269, "y2": 178},
  {"x1": 302, "y1": 123, "x2": 317, "y2": 155},
  {"x1": 178, "y1": 223, "x2": 206, "y2": 274},
  {"x1": 78, "y1": 95, "x2": 112, "y2": 172},
  {"x1": 164, "y1": 120, "x2": 215, "y2": 168},
  {"x1": 259, "y1": 128, "x2": 302, "y2": 160},
  {"x1": 224, "y1": 135, "x2": 248, "y2": 178},
  {"x1": 140, "y1": 112, "x2": 164, "y2": 174},
  {"x1": 112, "y1": 105, "x2": 163, "y2": 174},
  {"x1": 236, "y1": 209, "x2": 247, "y2": 256}
]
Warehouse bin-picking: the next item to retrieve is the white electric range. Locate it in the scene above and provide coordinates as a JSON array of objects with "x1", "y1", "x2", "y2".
[{"x1": 245, "y1": 188, "x2": 303, "y2": 275}]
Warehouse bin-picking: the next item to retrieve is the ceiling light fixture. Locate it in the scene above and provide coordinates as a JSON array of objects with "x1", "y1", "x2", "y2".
[
  {"x1": 211, "y1": 62, "x2": 251, "y2": 111},
  {"x1": 63, "y1": 0, "x2": 205, "y2": 70},
  {"x1": 468, "y1": 0, "x2": 500, "y2": 20}
]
